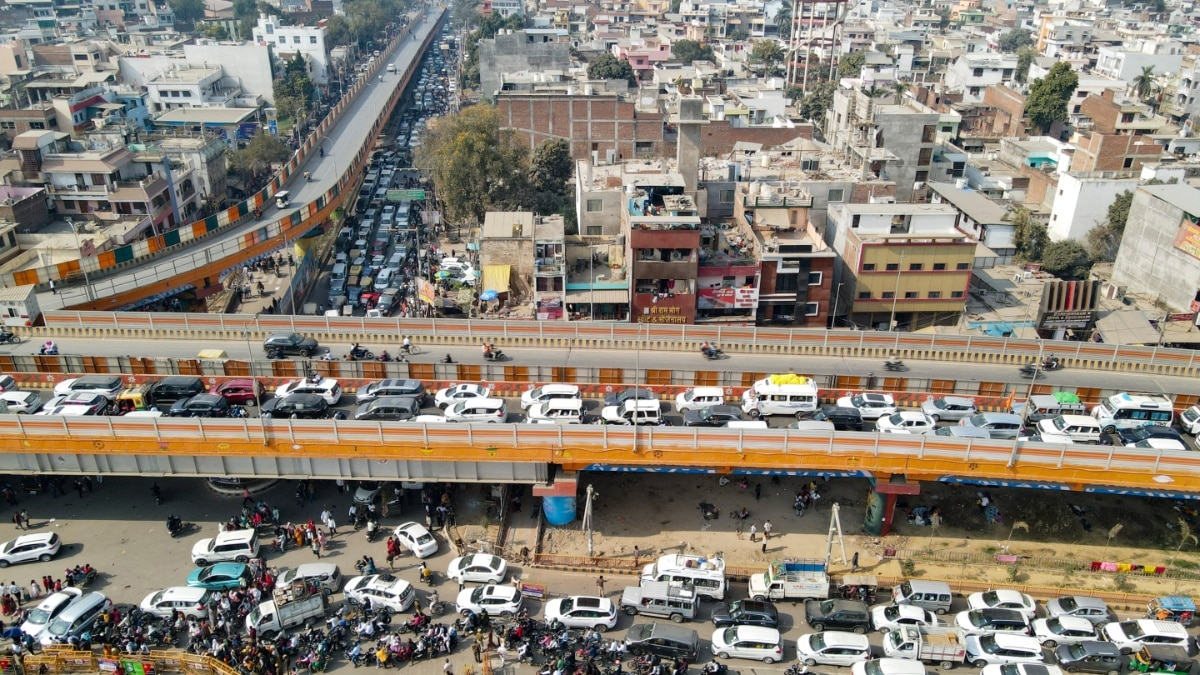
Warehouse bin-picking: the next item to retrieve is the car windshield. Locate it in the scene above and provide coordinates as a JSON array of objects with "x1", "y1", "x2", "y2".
[
  {"x1": 721, "y1": 627, "x2": 739, "y2": 643},
  {"x1": 1052, "y1": 417, "x2": 1071, "y2": 432},
  {"x1": 982, "y1": 591, "x2": 1001, "y2": 605},
  {"x1": 0, "y1": 541, "x2": 12, "y2": 554},
  {"x1": 969, "y1": 611, "x2": 990, "y2": 627},
  {"x1": 45, "y1": 616, "x2": 71, "y2": 636},
  {"x1": 1058, "y1": 597, "x2": 1079, "y2": 611},
  {"x1": 999, "y1": 666, "x2": 1020, "y2": 675},
  {"x1": 932, "y1": 399, "x2": 949, "y2": 410},
  {"x1": 883, "y1": 606, "x2": 900, "y2": 620},
  {"x1": 864, "y1": 661, "x2": 886, "y2": 675},
  {"x1": 415, "y1": 532, "x2": 434, "y2": 544},
  {"x1": 26, "y1": 605, "x2": 53, "y2": 624},
  {"x1": 1118, "y1": 621, "x2": 1143, "y2": 638},
  {"x1": 810, "y1": 633, "x2": 827, "y2": 651},
  {"x1": 1066, "y1": 644, "x2": 1087, "y2": 658},
  {"x1": 1046, "y1": 619, "x2": 1066, "y2": 634},
  {"x1": 851, "y1": 395, "x2": 867, "y2": 407},
  {"x1": 698, "y1": 409, "x2": 713, "y2": 421},
  {"x1": 979, "y1": 634, "x2": 1000, "y2": 652},
  {"x1": 529, "y1": 387, "x2": 544, "y2": 399}
]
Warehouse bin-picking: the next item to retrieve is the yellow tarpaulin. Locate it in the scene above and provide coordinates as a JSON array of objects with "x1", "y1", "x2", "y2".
[
  {"x1": 767, "y1": 373, "x2": 813, "y2": 386},
  {"x1": 482, "y1": 265, "x2": 511, "y2": 294}
]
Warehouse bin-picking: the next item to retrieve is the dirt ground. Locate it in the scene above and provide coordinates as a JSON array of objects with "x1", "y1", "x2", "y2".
[{"x1": 537, "y1": 473, "x2": 1200, "y2": 596}]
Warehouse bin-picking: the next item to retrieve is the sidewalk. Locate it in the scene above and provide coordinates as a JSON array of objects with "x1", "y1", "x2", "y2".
[{"x1": 230, "y1": 261, "x2": 299, "y2": 315}]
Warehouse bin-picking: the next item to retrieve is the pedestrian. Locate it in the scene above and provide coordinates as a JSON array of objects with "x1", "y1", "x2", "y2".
[
  {"x1": 19, "y1": 510, "x2": 28, "y2": 530},
  {"x1": 444, "y1": 658, "x2": 454, "y2": 675},
  {"x1": 761, "y1": 540, "x2": 767, "y2": 555},
  {"x1": 320, "y1": 506, "x2": 331, "y2": 528},
  {"x1": 472, "y1": 641, "x2": 482, "y2": 663},
  {"x1": 851, "y1": 552, "x2": 860, "y2": 572},
  {"x1": 735, "y1": 520, "x2": 743, "y2": 539},
  {"x1": 28, "y1": 580, "x2": 40, "y2": 600},
  {"x1": 73, "y1": 479, "x2": 84, "y2": 498},
  {"x1": 11, "y1": 513, "x2": 20, "y2": 530},
  {"x1": 497, "y1": 642, "x2": 507, "y2": 667},
  {"x1": 633, "y1": 546, "x2": 640, "y2": 566},
  {"x1": 596, "y1": 575, "x2": 606, "y2": 594},
  {"x1": 748, "y1": 523, "x2": 757, "y2": 542},
  {"x1": 327, "y1": 517, "x2": 337, "y2": 537},
  {"x1": 311, "y1": 537, "x2": 321, "y2": 558},
  {"x1": 763, "y1": 520, "x2": 772, "y2": 541},
  {"x1": 49, "y1": 280, "x2": 55, "y2": 294},
  {"x1": 754, "y1": 483, "x2": 762, "y2": 501}
]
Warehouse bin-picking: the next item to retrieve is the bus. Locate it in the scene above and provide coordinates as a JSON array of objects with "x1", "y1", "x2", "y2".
[{"x1": 1092, "y1": 393, "x2": 1174, "y2": 432}]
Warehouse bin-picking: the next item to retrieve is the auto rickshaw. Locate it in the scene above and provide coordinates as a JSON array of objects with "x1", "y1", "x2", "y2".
[
  {"x1": 838, "y1": 574, "x2": 878, "y2": 604},
  {"x1": 1129, "y1": 645, "x2": 1194, "y2": 675},
  {"x1": 114, "y1": 384, "x2": 156, "y2": 414},
  {"x1": 1147, "y1": 596, "x2": 1196, "y2": 626}
]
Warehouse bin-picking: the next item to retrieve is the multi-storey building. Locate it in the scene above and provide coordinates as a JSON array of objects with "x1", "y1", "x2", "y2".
[{"x1": 943, "y1": 53, "x2": 1018, "y2": 103}]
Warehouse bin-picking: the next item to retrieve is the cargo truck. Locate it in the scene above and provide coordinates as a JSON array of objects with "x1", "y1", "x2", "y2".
[
  {"x1": 748, "y1": 559, "x2": 829, "y2": 602},
  {"x1": 882, "y1": 626, "x2": 967, "y2": 669},
  {"x1": 246, "y1": 579, "x2": 327, "y2": 638}
]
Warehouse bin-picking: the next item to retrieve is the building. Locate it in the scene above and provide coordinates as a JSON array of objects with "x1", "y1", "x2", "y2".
[
  {"x1": 145, "y1": 67, "x2": 225, "y2": 113},
  {"x1": 828, "y1": 202, "x2": 976, "y2": 330},
  {"x1": 928, "y1": 182, "x2": 1015, "y2": 266},
  {"x1": 252, "y1": 14, "x2": 331, "y2": 85},
  {"x1": 1078, "y1": 90, "x2": 1166, "y2": 136},
  {"x1": 1047, "y1": 170, "x2": 1140, "y2": 242},
  {"x1": 943, "y1": 53, "x2": 1018, "y2": 103},
  {"x1": 477, "y1": 30, "x2": 571, "y2": 102},
  {"x1": 624, "y1": 172, "x2": 701, "y2": 324},
  {"x1": 1110, "y1": 184, "x2": 1200, "y2": 315},
  {"x1": 479, "y1": 212, "x2": 567, "y2": 320}
]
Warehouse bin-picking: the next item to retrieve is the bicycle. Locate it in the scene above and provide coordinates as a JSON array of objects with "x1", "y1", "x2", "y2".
[{"x1": 401, "y1": 343, "x2": 422, "y2": 356}]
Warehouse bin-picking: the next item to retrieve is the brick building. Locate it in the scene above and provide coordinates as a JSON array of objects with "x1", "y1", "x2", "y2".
[{"x1": 1070, "y1": 131, "x2": 1163, "y2": 172}]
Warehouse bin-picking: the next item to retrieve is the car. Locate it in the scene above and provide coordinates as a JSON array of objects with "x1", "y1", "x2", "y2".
[
  {"x1": 710, "y1": 625, "x2": 784, "y2": 663},
  {"x1": 444, "y1": 398, "x2": 507, "y2": 423},
  {"x1": 21, "y1": 588, "x2": 83, "y2": 638},
  {"x1": 980, "y1": 665, "x2": 1064, "y2": 675},
  {"x1": 355, "y1": 379, "x2": 429, "y2": 405},
  {"x1": 0, "y1": 391, "x2": 43, "y2": 414},
  {"x1": 167, "y1": 394, "x2": 232, "y2": 418},
  {"x1": 955, "y1": 608, "x2": 1032, "y2": 636},
  {"x1": 544, "y1": 596, "x2": 619, "y2": 631},
  {"x1": 139, "y1": 586, "x2": 211, "y2": 619},
  {"x1": 852, "y1": 658, "x2": 929, "y2": 675},
  {"x1": 447, "y1": 554, "x2": 508, "y2": 584},
  {"x1": 871, "y1": 605, "x2": 941, "y2": 632},
  {"x1": 604, "y1": 388, "x2": 656, "y2": 407},
  {"x1": 393, "y1": 521, "x2": 438, "y2": 558},
  {"x1": 344, "y1": 574, "x2": 416, "y2": 613},
  {"x1": 921, "y1": 396, "x2": 978, "y2": 422},
  {"x1": 211, "y1": 379, "x2": 264, "y2": 406},
  {"x1": 275, "y1": 563, "x2": 343, "y2": 597},
  {"x1": 52, "y1": 375, "x2": 124, "y2": 400},
  {"x1": 274, "y1": 377, "x2": 343, "y2": 405},
  {"x1": 796, "y1": 631, "x2": 873, "y2": 666},
  {"x1": 355, "y1": 396, "x2": 420, "y2": 421},
  {"x1": 191, "y1": 529, "x2": 258, "y2": 565},
  {"x1": 39, "y1": 392, "x2": 109, "y2": 415},
  {"x1": 435, "y1": 384, "x2": 492, "y2": 408},
  {"x1": 964, "y1": 634, "x2": 1045, "y2": 668},
  {"x1": 1044, "y1": 597, "x2": 1111, "y2": 626},
  {"x1": 805, "y1": 599, "x2": 871, "y2": 633},
  {"x1": 1032, "y1": 616, "x2": 1098, "y2": 647},
  {"x1": 836, "y1": 393, "x2": 897, "y2": 420},
  {"x1": 260, "y1": 394, "x2": 330, "y2": 419},
  {"x1": 625, "y1": 623, "x2": 701, "y2": 661},
  {"x1": 0, "y1": 532, "x2": 61, "y2": 567},
  {"x1": 354, "y1": 482, "x2": 384, "y2": 504},
  {"x1": 683, "y1": 405, "x2": 746, "y2": 427},
  {"x1": 187, "y1": 563, "x2": 251, "y2": 590},
  {"x1": 1053, "y1": 641, "x2": 1123, "y2": 675},
  {"x1": 456, "y1": 584, "x2": 523, "y2": 617},
  {"x1": 968, "y1": 590, "x2": 1038, "y2": 619},
  {"x1": 803, "y1": 406, "x2": 865, "y2": 431},
  {"x1": 1130, "y1": 438, "x2": 1188, "y2": 451},
  {"x1": 147, "y1": 377, "x2": 206, "y2": 406},
  {"x1": 711, "y1": 600, "x2": 780, "y2": 628},
  {"x1": 525, "y1": 400, "x2": 585, "y2": 424},
  {"x1": 1099, "y1": 620, "x2": 1190, "y2": 654},
  {"x1": 520, "y1": 384, "x2": 581, "y2": 410},
  {"x1": 876, "y1": 412, "x2": 937, "y2": 435},
  {"x1": 262, "y1": 332, "x2": 319, "y2": 358},
  {"x1": 1115, "y1": 425, "x2": 1186, "y2": 446}
]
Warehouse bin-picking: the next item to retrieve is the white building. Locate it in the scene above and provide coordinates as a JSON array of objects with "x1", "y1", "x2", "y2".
[
  {"x1": 1095, "y1": 41, "x2": 1184, "y2": 84},
  {"x1": 944, "y1": 53, "x2": 1018, "y2": 103},
  {"x1": 145, "y1": 67, "x2": 224, "y2": 113},
  {"x1": 1047, "y1": 170, "x2": 1141, "y2": 242},
  {"x1": 253, "y1": 14, "x2": 331, "y2": 85}
]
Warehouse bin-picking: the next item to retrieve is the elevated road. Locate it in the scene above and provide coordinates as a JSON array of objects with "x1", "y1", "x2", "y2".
[{"x1": 26, "y1": 6, "x2": 445, "y2": 311}]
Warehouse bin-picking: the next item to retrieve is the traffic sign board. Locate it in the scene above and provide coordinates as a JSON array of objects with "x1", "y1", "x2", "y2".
[{"x1": 386, "y1": 189, "x2": 426, "y2": 201}]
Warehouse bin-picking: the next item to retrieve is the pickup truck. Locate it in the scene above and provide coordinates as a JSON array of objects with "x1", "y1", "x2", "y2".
[
  {"x1": 882, "y1": 626, "x2": 967, "y2": 669},
  {"x1": 246, "y1": 581, "x2": 327, "y2": 638},
  {"x1": 748, "y1": 559, "x2": 829, "y2": 602}
]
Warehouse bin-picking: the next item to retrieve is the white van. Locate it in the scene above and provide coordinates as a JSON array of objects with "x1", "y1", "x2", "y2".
[
  {"x1": 640, "y1": 554, "x2": 726, "y2": 601},
  {"x1": 740, "y1": 376, "x2": 819, "y2": 419},
  {"x1": 274, "y1": 190, "x2": 290, "y2": 209},
  {"x1": 1036, "y1": 415, "x2": 1103, "y2": 444},
  {"x1": 676, "y1": 387, "x2": 724, "y2": 413},
  {"x1": 375, "y1": 269, "x2": 394, "y2": 291}
]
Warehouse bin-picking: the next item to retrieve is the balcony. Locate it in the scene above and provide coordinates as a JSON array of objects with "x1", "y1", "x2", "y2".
[
  {"x1": 535, "y1": 258, "x2": 566, "y2": 276},
  {"x1": 47, "y1": 183, "x2": 108, "y2": 198},
  {"x1": 633, "y1": 260, "x2": 695, "y2": 279}
]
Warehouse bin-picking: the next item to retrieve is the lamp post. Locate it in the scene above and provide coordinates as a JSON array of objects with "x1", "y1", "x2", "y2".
[
  {"x1": 888, "y1": 252, "x2": 905, "y2": 331},
  {"x1": 831, "y1": 281, "x2": 844, "y2": 329},
  {"x1": 66, "y1": 218, "x2": 94, "y2": 303}
]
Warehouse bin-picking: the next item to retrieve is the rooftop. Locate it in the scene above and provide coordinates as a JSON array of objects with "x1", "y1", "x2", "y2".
[
  {"x1": 928, "y1": 182, "x2": 1009, "y2": 224},
  {"x1": 1141, "y1": 183, "x2": 1200, "y2": 215}
]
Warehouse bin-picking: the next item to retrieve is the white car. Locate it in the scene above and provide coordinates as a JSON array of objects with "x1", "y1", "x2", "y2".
[
  {"x1": 965, "y1": 634, "x2": 1045, "y2": 668},
  {"x1": 402, "y1": 415, "x2": 448, "y2": 424},
  {"x1": 274, "y1": 377, "x2": 342, "y2": 405},
  {"x1": 543, "y1": 596, "x2": 618, "y2": 631},
  {"x1": 796, "y1": 631, "x2": 872, "y2": 667},
  {"x1": 0, "y1": 391, "x2": 42, "y2": 414},
  {"x1": 444, "y1": 398, "x2": 507, "y2": 423},
  {"x1": 980, "y1": 665, "x2": 1064, "y2": 675},
  {"x1": 871, "y1": 604, "x2": 941, "y2": 632},
  {"x1": 447, "y1": 554, "x2": 508, "y2": 584},
  {"x1": 1031, "y1": 616, "x2": 1098, "y2": 647},
  {"x1": 52, "y1": 375, "x2": 124, "y2": 400},
  {"x1": 876, "y1": 412, "x2": 937, "y2": 435},
  {"x1": 435, "y1": 384, "x2": 491, "y2": 408},
  {"x1": 455, "y1": 584, "x2": 523, "y2": 617},
  {"x1": 968, "y1": 590, "x2": 1038, "y2": 619},
  {"x1": 139, "y1": 586, "x2": 211, "y2": 619},
  {"x1": 35, "y1": 393, "x2": 108, "y2": 416},
  {"x1": 836, "y1": 393, "x2": 897, "y2": 420},
  {"x1": 526, "y1": 401, "x2": 584, "y2": 424},
  {"x1": 1129, "y1": 438, "x2": 1188, "y2": 451},
  {"x1": 520, "y1": 384, "x2": 580, "y2": 410},
  {"x1": 393, "y1": 521, "x2": 438, "y2": 558},
  {"x1": 21, "y1": 588, "x2": 82, "y2": 638},
  {"x1": 0, "y1": 532, "x2": 61, "y2": 567},
  {"x1": 1100, "y1": 620, "x2": 1190, "y2": 654},
  {"x1": 344, "y1": 574, "x2": 416, "y2": 613},
  {"x1": 711, "y1": 626, "x2": 784, "y2": 663}
]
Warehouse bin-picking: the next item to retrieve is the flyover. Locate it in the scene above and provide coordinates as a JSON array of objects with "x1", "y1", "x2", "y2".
[{"x1": 2, "y1": 5, "x2": 447, "y2": 311}]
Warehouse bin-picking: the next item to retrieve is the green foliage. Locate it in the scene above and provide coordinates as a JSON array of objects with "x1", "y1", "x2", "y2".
[
  {"x1": 795, "y1": 80, "x2": 836, "y2": 126},
  {"x1": 1132, "y1": 65, "x2": 1156, "y2": 101},
  {"x1": 669, "y1": 0, "x2": 681, "y2": 12},
  {"x1": 325, "y1": 15, "x2": 351, "y2": 46},
  {"x1": 202, "y1": 22, "x2": 229, "y2": 39},
  {"x1": 1041, "y1": 240, "x2": 1092, "y2": 280},
  {"x1": 998, "y1": 28, "x2": 1034, "y2": 52},
  {"x1": 838, "y1": 50, "x2": 865, "y2": 78},
  {"x1": 727, "y1": 28, "x2": 750, "y2": 41},
  {"x1": 1016, "y1": 46, "x2": 1036, "y2": 84},
  {"x1": 1010, "y1": 206, "x2": 1049, "y2": 263},
  {"x1": 899, "y1": 559, "x2": 916, "y2": 576},
  {"x1": 530, "y1": 138, "x2": 572, "y2": 195},
  {"x1": 750, "y1": 40, "x2": 785, "y2": 75},
  {"x1": 671, "y1": 39, "x2": 715, "y2": 65},
  {"x1": 168, "y1": 0, "x2": 205, "y2": 26},
  {"x1": 587, "y1": 53, "x2": 636, "y2": 85},
  {"x1": 1085, "y1": 191, "x2": 1132, "y2": 263},
  {"x1": 775, "y1": 5, "x2": 792, "y2": 40},
  {"x1": 414, "y1": 105, "x2": 532, "y2": 225},
  {"x1": 1026, "y1": 61, "x2": 1078, "y2": 134},
  {"x1": 343, "y1": 0, "x2": 407, "y2": 49},
  {"x1": 228, "y1": 133, "x2": 290, "y2": 187}
]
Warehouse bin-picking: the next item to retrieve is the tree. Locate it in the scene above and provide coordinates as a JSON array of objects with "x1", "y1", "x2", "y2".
[
  {"x1": 796, "y1": 80, "x2": 836, "y2": 126},
  {"x1": 325, "y1": 15, "x2": 351, "y2": 47},
  {"x1": 1009, "y1": 206, "x2": 1049, "y2": 262},
  {"x1": 1041, "y1": 240, "x2": 1092, "y2": 280},
  {"x1": 998, "y1": 28, "x2": 1034, "y2": 52},
  {"x1": 727, "y1": 28, "x2": 750, "y2": 41},
  {"x1": 750, "y1": 40, "x2": 785, "y2": 75},
  {"x1": 414, "y1": 105, "x2": 532, "y2": 225},
  {"x1": 1025, "y1": 61, "x2": 1077, "y2": 134},
  {"x1": 1132, "y1": 65, "x2": 1156, "y2": 101},
  {"x1": 168, "y1": 0, "x2": 205, "y2": 27},
  {"x1": 228, "y1": 133, "x2": 290, "y2": 188},
  {"x1": 587, "y1": 53, "x2": 636, "y2": 85},
  {"x1": 774, "y1": 4, "x2": 792, "y2": 40},
  {"x1": 531, "y1": 138, "x2": 572, "y2": 195},
  {"x1": 202, "y1": 22, "x2": 229, "y2": 39},
  {"x1": 837, "y1": 50, "x2": 865, "y2": 78},
  {"x1": 1085, "y1": 190, "x2": 1133, "y2": 262},
  {"x1": 671, "y1": 39, "x2": 715, "y2": 64},
  {"x1": 1015, "y1": 46, "x2": 1036, "y2": 84}
]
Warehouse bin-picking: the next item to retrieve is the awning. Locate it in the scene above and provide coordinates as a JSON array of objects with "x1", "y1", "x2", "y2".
[
  {"x1": 938, "y1": 476, "x2": 1069, "y2": 490},
  {"x1": 566, "y1": 289, "x2": 630, "y2": 304},
  {"x1": 1094, "y1": 310, "x2": 1161, "y2": 345},
  {"x1": 481, "y1": 265, "x2": 510, "y2": 294}
]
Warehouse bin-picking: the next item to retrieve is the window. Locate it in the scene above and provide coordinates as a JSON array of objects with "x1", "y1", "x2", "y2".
[
  {"x1": 915, "y1": 170, "x2": 929, "y2": 182},
  {"x1": 586, "y1": 226, "x2": 603, "y2": 236},
  {"x1": 904, "y1": 291, "x2": 918, "y2": 299},
  {"x1": 956, "y1": 262, "x2": 969, "y2": 270},
  {"x1": 922, "y1": 125, "x2": 936, "y2": 143},
  {"x1": 804, "y1": 302, "x2": 819, "y2": 316},
  {"x1": 29, "y1": 122, "x2": 44, "y2": 129},
  {"x1": 293, "y1": 36, "x2": 301, "y2": 44},
  {"x1": 973, "y1": 68, "x2": 983, "y2": 77},
  {"x1": 0, "y1": 122, "x2": 13, "y2": 130},
  {"x1": 586, "y1": 199, "x2": 603, "y2": 212},
  {"x1": 807, "y1": 271, "x2": 823, "y2": 286},
  {"x1": 881, "y1": 291, "x2": 895, "y2": 299},
  {"x1": 918, "y1": 148, "x2": 933, "y2": 165},
  {"x1": 951, "y1": 290, "x2": 964, "y2": 298},
  {"x1": 827, "y1": 188, "x2": 845, "y2": 202},
  {"x1": 885, "y1": 263, "x2": 899, "y2": 271},
  {"x1": 857, "y1": 291, "x2": 871, "y2": 299},
  {"x1": 719, "y1": 189, "x2": 734, "y2": 203},
  {"x1": 933, "y1": 262, "x2": 946, "y2": 270},
  {"x1": 928, "y1": 291, "x2": 942, "y2": 299},
  {"x1": 862, "y1": 263, "x2": 875, "y2": 271},
  {"x1": 310, "y1": 36, "x2": 318, "y2": 43},
  {"x1": 909, "y1": 263, "x2": 922, "y2": 271},
  {"x1": 775, "y1": 274, "x2": 799, "y2": 292},
  {"x1": 1123, "y1": 157, "x2": 1134, "y2": 168}
]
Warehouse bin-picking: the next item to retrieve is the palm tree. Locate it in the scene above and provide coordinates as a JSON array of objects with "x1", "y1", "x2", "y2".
[
  {"x1": 1132, "y1": 65, "x2": 1156, "y2": 101},
  {"x1": 774, "y1": 3, "x2": 792, "y2": 40},
  {"x1": 892, "y1": 81, "x2": 909, "y2": 102}
]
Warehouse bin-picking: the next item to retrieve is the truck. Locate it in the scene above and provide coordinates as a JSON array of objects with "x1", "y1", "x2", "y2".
[
  {"x1": 246, "y1": 579, "x2": 327, "y2": 638},
  {"x1": 620, "y1": 580, "x2": 698, "y2": 623},
  {"x1": 882, "y1": 626, "x2": 967, "y2": 669},
  {"x1": 748, "y1": 559, "x2": 829, "y2": 602}
]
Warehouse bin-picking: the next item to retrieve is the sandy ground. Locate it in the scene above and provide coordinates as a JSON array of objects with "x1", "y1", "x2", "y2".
[{"x1": 537, "y1": 473, "x2": 1200, "y2": 597}]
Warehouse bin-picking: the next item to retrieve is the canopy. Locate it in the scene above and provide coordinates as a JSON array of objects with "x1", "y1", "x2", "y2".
[{"x1": 482, "y1": 265, "x2": 510, "y2": 294}]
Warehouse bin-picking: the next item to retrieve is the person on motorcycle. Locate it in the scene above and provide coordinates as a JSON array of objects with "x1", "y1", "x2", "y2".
[
  {"x1": 482, "y1": 342, "x2": 492, "y2": 359},
  {"x1": 1044, "y1": 354, "x2": 1059, "y2": 369},
  {"x1": 419, "y1": 561, "x2": 431, "y2": 583},
  {"x1": 40, "y1": 340, "x2": 57, "y2": 356},
  {"x1": 429, "y1": 590, "x2": 440, "y2": 610},
  {"x1": 167, "y1": 515, "x2": 181, "y2": 533},
  {"x1": 304, "y1": 171, "x2": 311, "y2": 181},
  {"x1": 319, "y1": 147, "x2": 324, "y2": 157},
  {"x1": 379, "y1": 350, "x2": 392, "y2": 362},
  {"x1": 700, "y1": 342, "x2": 715, "y2": 358}
]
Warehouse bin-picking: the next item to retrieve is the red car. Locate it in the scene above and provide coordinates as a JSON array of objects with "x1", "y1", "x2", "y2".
[{"x1": 211, "y1": 378, "x2": 264, "y2": 406}]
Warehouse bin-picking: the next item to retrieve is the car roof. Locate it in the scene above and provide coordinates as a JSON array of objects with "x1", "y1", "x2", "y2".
[
  {"x1": 1045, "y1": 616, "x2": 1095, "y2": 629},
  {"x1": 985, "y1": 589, "x2": 1030, "y2": 602},
  {"x1": 987, "y1": 633, "x2": 1042, "y2": 647},
  {"x1": 815, "y1": 631, "x2": 870, "y2": 647},
  {"x1": 1058, "y1": 414, "x2": 1099, "y2": 425},
  {"x1": 892, "y1": 411, "x2": 931, "y2": 421},
  {"x1": 456, "y1": 398, "x2": 505, "y2": 410},
  {"x1": 1067, "y1": 641, "x2": 1120, "y2": 656},
  {"x1": 726, "y1": 625, "x2": 779, "y2": 640},
  {"x1": 12, "y1": 532, "x2": 55, "y2": 545},
  {"x1": 939, "y1": 396, "x2": 976, "y2": 406},
  {"x1": 972, "y1": 608, "x2": 1027, "y2": 620},
  {"x1": 1058, "y1": 596, "x2": 1107, "y2": 609},
  {"x1": 534, "y1": 384, "x2": 580, "y2": 394}
]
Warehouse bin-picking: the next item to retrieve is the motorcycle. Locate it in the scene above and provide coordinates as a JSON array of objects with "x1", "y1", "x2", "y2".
[
  {"x1": 701, "y1": 346, "x2": 725, "y2": 361},
  {"x1": 365, "y1": 519, "x2": 378, "y2": 542},
  {"x1": 150, "y1": 483, "x2": 163, "y2": 505},
  {"x1": 698, "y1": 502, "x2": 720, "y2": 520},
  {"x1": 1019, "y1": 364, "x2": 1041, "y2": 379},
  {"x1": 884, "y1": 360, "x2": 906, "y2": 372},
  {"x1": 348, "y1": 345, "x2": 374, "y2": 360},
  {"x1": 483, "y1": 350, "x2": 508, "y2": 362},
  {"x1": 65, "y1": 565, "x2": 97, "y2": 588},
  {"x1": 304, "y1": 171, "x2": 312, "y2": 181},
  {"x1": 0, "y1": 332, "x2": 22, "y2": 345},
  {"x1": 166, "y1": 515, "x2": 191, "y2": 538},
  {"x1": 1041, "y1": 358, "x2": 1064, "y2": 372}
]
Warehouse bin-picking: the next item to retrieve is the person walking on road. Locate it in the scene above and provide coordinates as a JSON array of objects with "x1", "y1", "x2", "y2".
[
  {"x1": 748, "y1": 523, "x2": 757, "y2": 542},
  {"x1": 444, "y1": 658, "x2": 454, "y2": 675},
  {"x1": 472, "y1": 640, "x2": 482, "y2": 663},
  {"x1": 763, "y1": 520, "x2": 772, "y2": 541},
  {"x1": 851, "y1": 552, "x2": 860, "y2": 572},
  {"x1": 596, "y1": 575, "x2": 606, "y2": 594}
]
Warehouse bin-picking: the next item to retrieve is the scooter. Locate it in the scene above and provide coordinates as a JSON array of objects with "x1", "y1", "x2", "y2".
[
  {"x1": 884, "y1": 360, "x2": 906, "y2": 372},
  {"x1": 1040, "y1": 358, "x2": 1064, "y2": 372},
  {"x1": 167, "y1": 515, "x2": 191, "y2": 538},
  {"x1": 483, "y1": 350, "x2": 508, "y2": 362},
  {"x1": 1018, "y1": 364, "x2": 1040, "y2": 379},
  {"x1": 701, "y1": 347, "x2": 725, "y2": 360},
  {"x1": 348, "y1": 345, "x2": 374, "y2": 360},
  {"x1": 0, "y1": 332, "x2": 22, "y2": 345}
]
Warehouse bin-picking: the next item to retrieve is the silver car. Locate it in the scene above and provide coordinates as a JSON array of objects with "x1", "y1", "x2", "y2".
[{"x1": 920, "y1": 396, "x2": 978, "y2": 422}]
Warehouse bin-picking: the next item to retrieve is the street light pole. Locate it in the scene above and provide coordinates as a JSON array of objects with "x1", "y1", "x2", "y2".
[
  {"x1": 66, "y1": 218, "x2": 94, "y2": 303},
  {"x1": 831, "y1": 281, "x2": 844, "y2": 329},
  {"x1": 888, "y1": 252, "x2": 905, "y2": 331}
]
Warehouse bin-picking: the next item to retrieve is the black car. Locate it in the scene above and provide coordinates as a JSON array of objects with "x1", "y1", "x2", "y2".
[
  {"x1": 1116, "y1": 424, "x2": 1185, "y2": 446},
  {"x1": 711, "y1": 600, "x2": 779, "y2": 628},
  {"x1": 261, "y1": 393, "x2": 330, "y2": 419},
  {"x1": 148, "y1": 376, "x2": 206, "y2": 406},
  {"x1": 803, "y1": 599, "x2": 870, "y2": 633},
  {"x1": 604, "y1": 388, "x2": 656, "y2": 407},
  {"x1": 683, "y1": 405, "x2": 746, "y2": 427},
  {"x1": 805, "y1": 406, "x2": 864, "y2": 431},
  {"x1": 355, "y1": 396, "x2": 420, "y2": 421},
  {"x1": 624, "y1": 623, "x2": 699, "y2": 661},
  {"x1": 168, "y1": 394, "x2": 232, "y2": 418},
  {"x1": 262, "y1": 332, "x2": 319, "y2": 358}
]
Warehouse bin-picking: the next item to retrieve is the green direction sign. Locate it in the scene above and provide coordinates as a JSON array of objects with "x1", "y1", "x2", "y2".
[{"x1": 386, "y1": 189, "x2": 427, "y2": 201}]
